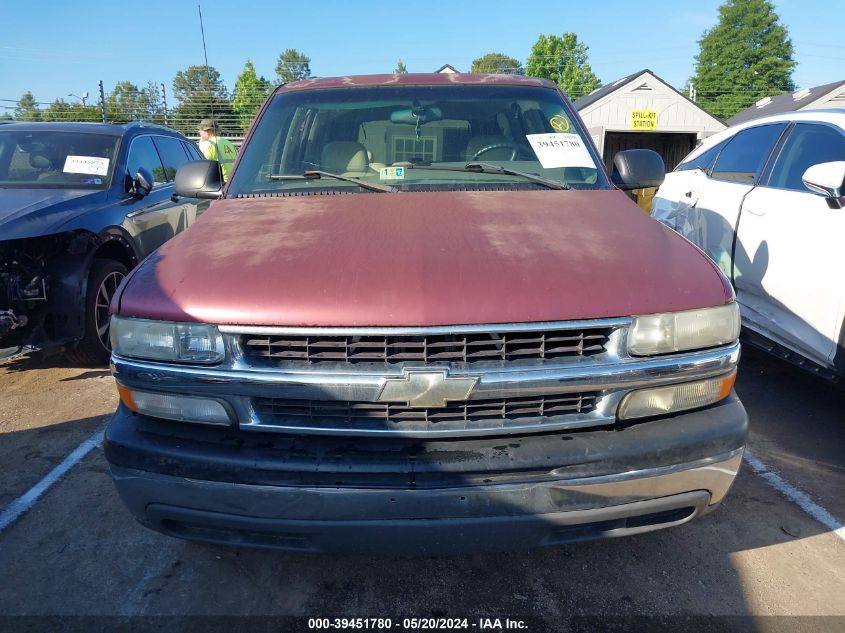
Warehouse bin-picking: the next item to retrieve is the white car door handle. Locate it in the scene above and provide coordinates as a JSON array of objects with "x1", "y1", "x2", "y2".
[{"x1": 745, "y1": 207, "x2": 766, "y2": 216}]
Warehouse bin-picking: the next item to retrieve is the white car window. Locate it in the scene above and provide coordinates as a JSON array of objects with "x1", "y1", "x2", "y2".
[
  {"x1": 766, "y1": 123, "x2": 845, "y2": 192},
  {"x1": 711, "y1": 124, "x2": 785, "y2": 184},
  {"x1": 675, "y1": 139, "x2": 727, "y2": 173}
]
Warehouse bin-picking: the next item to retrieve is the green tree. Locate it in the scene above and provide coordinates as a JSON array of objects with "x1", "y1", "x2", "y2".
[
  {"x1": 142, "y1": 80, "x2": 166, "y2": 124},
  {"x1": 106, "y1": 81, "x2": 164, "y2": 124},
  {"x1": 275, "y1": 49, "x2": 311, "y2": 84},
  {"x1": 394, "y1": 59, "x2": 408, "y2": 74},
  {"x1": 470, "y1": 52, "x2": 522, "y2": 75},
  {"x1": 232, "y1": 60, "x2": 272, "y2": 132},
  {"x1": 0, "y1": 113, "x2": 12, "y2": 121},
  {"x1": 690, "y1": 0, "x2": 795, "y2": 119},
  {"x1": 171, "y1": 65, "x2": 236, "y2": 135},
  {"x1": 41, "y1": 99, "x2": 100, "y2": 122},
  {"x1": 14, "y1": 91, "x2": 41, "y2": 121},
  {"x1": 525, "y1": 33, "x2": 600, "y2": 98}
]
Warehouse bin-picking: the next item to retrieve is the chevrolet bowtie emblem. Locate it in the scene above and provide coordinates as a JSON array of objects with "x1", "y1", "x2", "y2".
[{"x1": 377, "y1": 370, "x2": 479, "y2": 408}]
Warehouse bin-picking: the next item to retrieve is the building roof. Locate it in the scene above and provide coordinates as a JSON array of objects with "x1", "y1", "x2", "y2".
[
  {"x1": 725, "y1": 80, "x2": 845, "y2": 126},
  {"x1": 573, "y1": 68, "x2": 709, "y2": 114},
  {"x1": 573, "y1": 70, "x2": 644, "y2": 110},
  {"x1": 277, "y1": 73, "x2": 556, "y2": 92},
  {"x1": 435, "y1": 64, "x2": 460, "y2": 74}
]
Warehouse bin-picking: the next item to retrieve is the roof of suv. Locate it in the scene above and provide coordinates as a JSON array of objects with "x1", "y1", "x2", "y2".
[
  {"x1": 0, "y1": 121, "x2": 185, "y2": 136},
  {"x1": 276, "y1": 73, "x2": 558, "y2": 93}
]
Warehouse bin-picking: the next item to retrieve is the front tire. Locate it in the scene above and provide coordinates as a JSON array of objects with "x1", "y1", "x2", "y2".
[{"x1": 66, "y1": 259, "x2": 128, "y2": 366}]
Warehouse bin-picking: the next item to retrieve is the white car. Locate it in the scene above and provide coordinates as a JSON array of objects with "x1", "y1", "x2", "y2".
[{"x1": 652, "y1": 109, "x2": 845, "y2": 381}]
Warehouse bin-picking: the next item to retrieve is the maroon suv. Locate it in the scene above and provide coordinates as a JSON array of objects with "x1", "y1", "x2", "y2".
[{"x1": 104, "y1": 74, "x2": 746, "y2": 554}]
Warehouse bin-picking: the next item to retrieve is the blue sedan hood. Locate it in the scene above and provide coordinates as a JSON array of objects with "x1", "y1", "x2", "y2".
[{"x1": 0, "y1": 188, "x2": 109, "y2": 240}]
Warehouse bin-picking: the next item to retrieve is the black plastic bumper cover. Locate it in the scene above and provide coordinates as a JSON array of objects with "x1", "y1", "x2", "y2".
[{"x1": 104, "y1": 394, "x2": 747, "y2": 554}]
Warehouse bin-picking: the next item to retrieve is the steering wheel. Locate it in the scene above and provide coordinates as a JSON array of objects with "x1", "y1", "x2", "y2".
[{"x1": 470, "y1": 143, "x2": 529, "y2": 161}]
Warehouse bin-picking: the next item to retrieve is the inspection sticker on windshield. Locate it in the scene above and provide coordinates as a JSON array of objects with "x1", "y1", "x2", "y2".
[
  {"x1": 526, "y1": 133, "x2": 595, "y2": 169},
  {"x1": 549, "y1": 114, "x2": 572, "y2": 132},
  {"x1": 379, "y1": 166, "x2": 405, "y2": 180},
  {"x1": 63, "y1": 155, "x2": 110, "y2": 176}
]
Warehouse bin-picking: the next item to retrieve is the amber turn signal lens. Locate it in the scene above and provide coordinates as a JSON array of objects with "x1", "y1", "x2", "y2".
[
  {"x1": 117, "y1": 384, "x2": 138, "y2": 412},
  {"x1": 717, "y1": 370, "x2": 737, "y2": 400},
  {"x1": 618, "y1": 370, "x2": 737, "y2": 420}
]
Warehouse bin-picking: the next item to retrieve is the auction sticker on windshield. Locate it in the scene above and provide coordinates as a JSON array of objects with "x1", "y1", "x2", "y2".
[
  {"x1": 526, "y1": 133, "x2": 595, "y2": 169},
  {"x1": 63, "y1": 155, "x2": 110, "y2": 176}
]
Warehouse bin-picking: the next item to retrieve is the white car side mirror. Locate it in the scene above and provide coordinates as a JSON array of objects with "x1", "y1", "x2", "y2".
[{"x1": 802, "y1": 161, "x2": 845, "y2": 208}]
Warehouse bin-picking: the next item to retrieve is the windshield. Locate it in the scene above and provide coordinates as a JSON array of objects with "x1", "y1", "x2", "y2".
[
  {"x1": 0, "y1": 130, "x2": 119, "y2": 189},
  {"x1": 227, "y1": 84, "x2": 609, "y2": 195}
]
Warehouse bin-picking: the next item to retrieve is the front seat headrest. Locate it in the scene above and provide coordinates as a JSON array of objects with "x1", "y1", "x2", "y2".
[
  {"x1": 29, "y1": 154, "x2": 54, "y2": 169},
  {"x1": 321, "y1": 141, "x2": 369, "y2": 175}
]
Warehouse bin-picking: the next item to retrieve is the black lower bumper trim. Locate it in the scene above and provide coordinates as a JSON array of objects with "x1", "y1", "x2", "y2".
[
  {"x1": 140, "y1": 490, "x2": 710, "y2": 555},
  {"x1": 104, "y1": 394, "x2": 747, "y2": 489}
]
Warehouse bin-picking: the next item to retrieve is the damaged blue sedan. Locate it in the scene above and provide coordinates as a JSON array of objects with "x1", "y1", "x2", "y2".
[{"x1": 0, "y1": 121, "x2": 208, "y2": 364}]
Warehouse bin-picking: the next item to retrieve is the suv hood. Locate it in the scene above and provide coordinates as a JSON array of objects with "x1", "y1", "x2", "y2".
[
  {"x1": 0, "y1": 188, "x2": 106, "y2": 240},
  {"x1": 118, "y1": 190, "x2": 729, "y2": 326}
]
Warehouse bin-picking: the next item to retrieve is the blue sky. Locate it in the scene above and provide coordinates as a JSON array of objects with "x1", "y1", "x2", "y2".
[{"x1": 1, "y1": 0, "x2": 842, "y2": 111}]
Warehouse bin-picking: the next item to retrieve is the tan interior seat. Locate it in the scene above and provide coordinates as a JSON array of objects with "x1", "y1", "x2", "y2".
[
  {"x1": 30, "y1": 153, "x2": 61, "y2": 180},
  {"x1": 321, "y1": 141, "x2": 370, "y2": 176}
]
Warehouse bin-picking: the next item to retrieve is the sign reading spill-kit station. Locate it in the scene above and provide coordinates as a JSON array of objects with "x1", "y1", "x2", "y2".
[{"x1": 630, "y1": 110, "x2": 658, "y2": 131}]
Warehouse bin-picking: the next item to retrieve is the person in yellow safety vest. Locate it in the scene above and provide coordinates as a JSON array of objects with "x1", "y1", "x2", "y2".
[{"x1": 197, "y1": 118, "x2": 237, "y2": 182}]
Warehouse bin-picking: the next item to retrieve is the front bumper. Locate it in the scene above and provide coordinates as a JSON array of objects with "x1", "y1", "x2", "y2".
[{"x1": 105, "y1": 394, "x2": 747, "y2": 555}]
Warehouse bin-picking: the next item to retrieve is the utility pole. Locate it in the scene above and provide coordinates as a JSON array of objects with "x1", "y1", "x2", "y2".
[
  {"x1": 99, "y1": 80, "x2": 108, "y2": 123},
  {"x1": 161, "y1": 83, "x2": 169, "y2": 125}
]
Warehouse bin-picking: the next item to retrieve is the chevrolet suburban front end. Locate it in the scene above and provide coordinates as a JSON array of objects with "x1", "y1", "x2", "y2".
[{"x1": 104, "y1": 73, "x2": 746, "y2": 554}]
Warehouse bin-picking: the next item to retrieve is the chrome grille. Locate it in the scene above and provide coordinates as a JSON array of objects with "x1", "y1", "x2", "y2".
[
  {"x1": 253, "y1": 393, "x2": 599, "y2": 432},
  {"x1": 242, "y1": 328, "x2": 612, "y2": 364}
]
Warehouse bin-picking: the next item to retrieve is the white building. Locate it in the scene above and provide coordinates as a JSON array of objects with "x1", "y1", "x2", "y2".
[{"x1": 574, "y1": 69, "x2": 725, "y2": 171}]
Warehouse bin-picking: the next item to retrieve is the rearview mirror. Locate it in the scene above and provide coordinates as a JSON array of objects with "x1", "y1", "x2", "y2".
[
  {"x1": 132, "y1": 167, "x2": 154, "y2": 198},
  {"x1": 175, "y1": 160, "x2": 224, "y2": 199},
  {"x1": 612, "y1": 149, "x2": 665, "y2": 190},
  {"x1": 802, "y1": 161, "x2": 845, "y2": 209},
  {"x1": 390, "y1": 106, "x2": 443, "y2": 125}
]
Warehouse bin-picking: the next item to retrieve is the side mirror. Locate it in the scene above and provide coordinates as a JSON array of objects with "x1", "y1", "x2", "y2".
[
  {"x1": 175, "y1": 160, "x2": 223, "y2": 199},
  {"x1": 612, "y1": 149, "x2": 665, "y2": 190},
  {"x1": 132, "y1": 167, "x2": 154, "y2": 198},
  {"x1": 802, "y1": 161, "x2": 845, "y2": 209}
]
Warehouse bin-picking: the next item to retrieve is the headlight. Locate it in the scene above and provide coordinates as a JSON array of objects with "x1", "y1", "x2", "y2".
[
  {"x1": 627, "y1": 303, "x2": 740, "y2": 356},
  {"x1": 110, "y1": 316, "x2": 225, "y2": 364},
  {"x1": 618, "y1": 370, "x2": 736, "y2": 420}
]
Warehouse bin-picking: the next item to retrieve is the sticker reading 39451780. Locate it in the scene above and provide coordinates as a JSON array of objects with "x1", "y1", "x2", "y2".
[
  {"x1": 526, "y1": 133, "x2": 595, "y2": 169},
  {"x1": 63, "y1": 155, "x2": 110, "y2": 176}
]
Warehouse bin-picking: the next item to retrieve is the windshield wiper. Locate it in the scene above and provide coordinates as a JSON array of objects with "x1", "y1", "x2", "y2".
[
  {"x1": 406, "y1": 162, "x2": 569, "y2": 190},
  {"x1": 268, "y1": 170, "x2": 397, "y2": 193}
]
